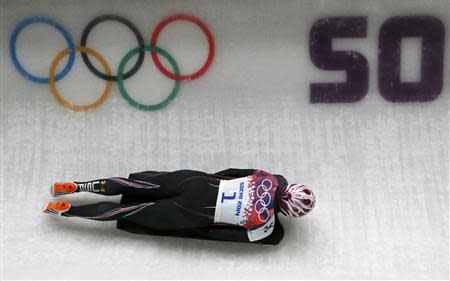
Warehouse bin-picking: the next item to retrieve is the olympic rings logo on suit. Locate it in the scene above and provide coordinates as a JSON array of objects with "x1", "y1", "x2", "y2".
[
  {"x1": 9, "y1": 14, "x2": 215, "y2": 112},
  {"x1": 254, "y1": 178, "x2": 273, "y2": 223}
]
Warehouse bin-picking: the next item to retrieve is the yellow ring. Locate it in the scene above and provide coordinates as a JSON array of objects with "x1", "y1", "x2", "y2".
[{"x1": 49, "y1": 46, "x2": 112, "y2": 112}]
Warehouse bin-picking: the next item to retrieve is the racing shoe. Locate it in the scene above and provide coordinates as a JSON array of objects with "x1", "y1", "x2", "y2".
[
  {"x1": 51, "y1": 182, "x2": 78, "y2": 197},
  {"x1": 43, "y1": 200, "x2": 71, "y2": 215}
]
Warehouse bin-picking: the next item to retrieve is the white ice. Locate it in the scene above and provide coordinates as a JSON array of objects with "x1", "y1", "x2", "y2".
[{"x1": 1, "y1": 0, "x2": 449, "y2": 279}]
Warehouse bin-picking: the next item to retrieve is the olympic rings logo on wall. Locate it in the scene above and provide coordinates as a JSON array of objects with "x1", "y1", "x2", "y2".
[
  {"x1": 9, "y1": 14, "x2": 215, "y2": 112},
  {"x1": 254, "y1": 179, "x2": 272, "y2": 223}
]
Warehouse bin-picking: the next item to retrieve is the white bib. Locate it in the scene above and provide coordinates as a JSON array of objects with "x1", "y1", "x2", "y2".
[{"x1": 213, "y1": 173, "x2": 278, "y2": 242}]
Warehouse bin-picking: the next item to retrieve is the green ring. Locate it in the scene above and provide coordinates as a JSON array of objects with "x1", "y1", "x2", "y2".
[{"x1": 117, "y1": 45, "x2": 180, "y2": 111}]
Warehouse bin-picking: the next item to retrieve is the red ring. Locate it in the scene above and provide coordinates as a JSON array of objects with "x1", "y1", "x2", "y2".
[{"x1": 150, "y1": 14, "x2": 215, "y2": 81}]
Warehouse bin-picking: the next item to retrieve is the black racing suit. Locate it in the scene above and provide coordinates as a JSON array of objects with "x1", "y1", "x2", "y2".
[{"x1": 65, "y1": 169, "x2": 287, "y2": 245}]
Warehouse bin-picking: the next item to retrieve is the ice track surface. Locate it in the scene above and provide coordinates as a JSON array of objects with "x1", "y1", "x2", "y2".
[{"x1": 1, "y1": 0, "x2": 449, "y2": 279}]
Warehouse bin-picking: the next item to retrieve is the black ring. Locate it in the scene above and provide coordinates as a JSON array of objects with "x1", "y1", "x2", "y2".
[{"x1": 80, "y1": 14, "x2": 145, "y2": 81}]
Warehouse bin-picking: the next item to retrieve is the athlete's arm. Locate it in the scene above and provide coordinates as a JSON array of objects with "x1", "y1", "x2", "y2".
[
  {"x1": 214, "y1": 168, "x2": 256, "y2": 178},
  {"x1": 194, "y1": 225, "x2": 250, "y2": 242},
  {"x1": 126, "y1": 170, "x2": 210, "y2": 199},
  {"x1": 194, "y1": 221, "x2": 284, "y2": 245},
  {"x1": 274, "y1": 174, "x2": 288, "y2": 187}
]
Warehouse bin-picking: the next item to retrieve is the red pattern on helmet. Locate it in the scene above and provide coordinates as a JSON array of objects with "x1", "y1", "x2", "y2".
[{"x1": 280, "y1": 184, "x2": 316, "y2": 217}]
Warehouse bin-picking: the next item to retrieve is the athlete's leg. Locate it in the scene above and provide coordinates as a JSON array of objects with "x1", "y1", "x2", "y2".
[
  {"x1": 43, "y1": 199, "x2": 154, "y2": 221},
  {"x1": 120, "y1": 197, "x2": 214, "y2": 231},
  {"x1": 42, "y1": 197, "x2": 212, "y2": 229},
  {"x1": 118, "y1": 176, "x2": 219, "y2": 231},
  {"x1": 51, "y1": 170, "x2": 212, "y2": 201},
  {"x1": 51, "y1": 177, "x2": 159, "y2": 197}
]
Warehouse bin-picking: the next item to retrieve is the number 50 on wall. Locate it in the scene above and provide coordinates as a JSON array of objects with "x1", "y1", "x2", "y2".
[{"x1": 309, "y1": 16, "x2": 445, "y2": 103}]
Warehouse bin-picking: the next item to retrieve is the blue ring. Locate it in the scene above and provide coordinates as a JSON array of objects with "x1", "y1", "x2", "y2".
[{"x1": 10, "y1": 17, "x2": 75, "y2": 84}]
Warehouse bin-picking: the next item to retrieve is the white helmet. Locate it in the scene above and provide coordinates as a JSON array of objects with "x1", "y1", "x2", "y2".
[{"x1": 279, "y1": 184, "x2": 316, "y2": 217}]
